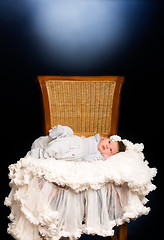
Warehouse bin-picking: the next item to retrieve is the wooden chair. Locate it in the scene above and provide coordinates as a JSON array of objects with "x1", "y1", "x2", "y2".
[{"x1": 37, "y1": 76, "x2": 127, "y2": 240}]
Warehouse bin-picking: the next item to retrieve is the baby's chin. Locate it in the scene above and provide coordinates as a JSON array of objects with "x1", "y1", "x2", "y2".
[
  {"x1": 98, "y1": 149, "x2": 104, "y2": 155},
  {"x1": 98, "y1": 149, "x2": 111, "y2": 158},
  {"x1": 101, "y1": 153, "x2": 110, "y2": 160}
]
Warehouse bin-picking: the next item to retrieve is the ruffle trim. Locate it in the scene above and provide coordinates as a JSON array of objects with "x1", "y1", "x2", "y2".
[
  {"x1": 5, "y1": 184, "x2": 151, "y2": 240},
  {"x1": 8, "y1": 148, "x2": 157, "y2": 198},
  {"x1": 5, "y1": 139, "x2": 157, "y2": 240}
]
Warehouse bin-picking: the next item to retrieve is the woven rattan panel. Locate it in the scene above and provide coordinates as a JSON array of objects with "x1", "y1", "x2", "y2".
[{"x1": 45, "y1": 80, "x2": 116, "y2": 136}]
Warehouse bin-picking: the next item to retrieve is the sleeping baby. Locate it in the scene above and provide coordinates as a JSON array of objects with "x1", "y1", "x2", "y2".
[{"x1": 26, "y1": 125, "x2": 126, "y2": 161}]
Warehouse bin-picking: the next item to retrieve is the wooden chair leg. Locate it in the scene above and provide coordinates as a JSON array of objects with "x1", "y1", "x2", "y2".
[
  {"x1": 111, "y1": 233, "x2": 118, "y2": 240},
  {"x1": 118, "y1": 223, "x2": 127, "y2": 240}
]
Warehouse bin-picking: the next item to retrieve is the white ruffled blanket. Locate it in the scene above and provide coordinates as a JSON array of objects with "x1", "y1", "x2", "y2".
[{"x1": 5, "y1": 140, "x2": 157, "y2": 240}]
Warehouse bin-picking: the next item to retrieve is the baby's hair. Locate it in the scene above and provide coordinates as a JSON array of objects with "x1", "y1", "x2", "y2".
[{"x1": 118, "y1": 141, "x2": 126, "y2": 152}]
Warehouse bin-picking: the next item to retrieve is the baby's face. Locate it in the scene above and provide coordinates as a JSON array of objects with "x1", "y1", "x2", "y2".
[{"x1": 98, "y1": 138, "x2": 118, "y2": 159}]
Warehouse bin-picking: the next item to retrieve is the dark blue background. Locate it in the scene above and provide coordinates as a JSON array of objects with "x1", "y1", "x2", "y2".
[{"x1": 0, "y1": 0, "x2": 163, "y2": 239}]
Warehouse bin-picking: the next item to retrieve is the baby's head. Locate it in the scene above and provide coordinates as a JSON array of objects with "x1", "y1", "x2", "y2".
[{"x1": 98, "y1": 135, "x2": 126, "y2": 160}]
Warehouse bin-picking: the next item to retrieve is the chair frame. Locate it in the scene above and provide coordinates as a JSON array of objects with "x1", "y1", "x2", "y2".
[{"x1": 37, "y1": 75, "x2": 127, "y2": 240}]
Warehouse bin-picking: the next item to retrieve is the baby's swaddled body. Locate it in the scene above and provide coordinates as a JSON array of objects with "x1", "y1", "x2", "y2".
[{"x1": 27, "y1": 125, "x2": 104, "y2": 162}]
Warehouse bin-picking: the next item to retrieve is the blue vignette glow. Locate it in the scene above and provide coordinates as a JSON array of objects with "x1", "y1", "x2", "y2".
[{"x1": 0, "y1": 0, "x2": 154, "y2": 71}]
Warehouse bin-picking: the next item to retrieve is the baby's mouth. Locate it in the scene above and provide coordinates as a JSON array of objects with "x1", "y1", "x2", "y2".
[{"x1": 102, "y1": 145, "x2": 105, "y2": 150}]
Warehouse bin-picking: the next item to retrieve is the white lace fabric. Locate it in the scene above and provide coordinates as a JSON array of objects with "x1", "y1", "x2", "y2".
[{"x1": 4, "y1": 139, "x2": 157, "y2": 240}]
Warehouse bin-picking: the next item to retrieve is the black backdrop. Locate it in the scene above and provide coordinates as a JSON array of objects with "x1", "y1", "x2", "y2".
[{"x1": 0, "y1": 1, "x2": 163, "y2": 239}]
